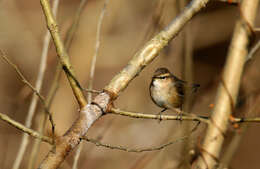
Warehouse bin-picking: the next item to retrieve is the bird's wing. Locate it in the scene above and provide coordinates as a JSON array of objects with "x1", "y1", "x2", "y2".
[
  {"x1": 172, "y1": 75, "x2": 200, "y2": 96},
  {"x1": 174, "y1": 80, "x2": 185, "y2": 97}
]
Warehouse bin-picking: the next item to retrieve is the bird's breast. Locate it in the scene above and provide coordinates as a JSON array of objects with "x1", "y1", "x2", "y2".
[{"x1": 150, "y1": 79, "x2": 182, "y2": 109}]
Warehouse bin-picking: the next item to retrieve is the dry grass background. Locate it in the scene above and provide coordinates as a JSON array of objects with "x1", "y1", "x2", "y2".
[{"x1": 0, "y1": 0, "x2": 260, "y2": 169}]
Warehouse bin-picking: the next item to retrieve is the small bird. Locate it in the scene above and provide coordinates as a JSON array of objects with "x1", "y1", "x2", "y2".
[{"x1": 149, "y1": 67, "x2": 200, "y2": 117}]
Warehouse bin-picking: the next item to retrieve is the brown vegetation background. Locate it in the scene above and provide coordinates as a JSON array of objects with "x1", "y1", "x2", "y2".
[{"x1": 0, "y1": 0, "x2": 260, "y2": 169}]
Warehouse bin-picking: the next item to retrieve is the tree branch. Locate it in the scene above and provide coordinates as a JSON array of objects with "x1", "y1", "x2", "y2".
[
  {"x1": 109, "y1": 108, "x2": 260, "y2": 124},
  {"x1": 40, "y1": 0, "x2": 87, "y2": 108},
  {"x1": 38, "y1": 0, "x2": 210, "y2": 168},
  {"x1": 247, "y1": 39, "x2": 260, "y2": 61},
  {"x1": 0, "y1": 112, "x2": 52, "y2": 144},
  {"x1": 109, "y1": 108, "x2": 209, "y2": 124},
  {"x1": 104, "y1": 0, "x2": 210, "y2": 97},
  {"x1": 13, "y1": 1, "x2": 60, "y2": 169},
  {"x1": 194, "y1": 1, "x2": 260, "y2": 168},
  {"x1": 83, "y1": 120, "x2": 200, "y2": 153},
  {"x1": 0, "y1": 50, "x2": 55, "y2": 131},
  {"x1": 73, "y1": 0, "x2": 108, "y2": 168},
  {"x1": 83, "y1": 134, "x2": 190, "y2": 153}
]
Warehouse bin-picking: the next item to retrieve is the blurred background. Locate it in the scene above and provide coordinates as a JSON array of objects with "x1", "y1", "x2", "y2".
[{"x1": 0, "y1": 0, "x2": 260, "y2": 169}]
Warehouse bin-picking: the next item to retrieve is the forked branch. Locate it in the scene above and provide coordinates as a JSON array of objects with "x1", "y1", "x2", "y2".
[{"x1": 38, "y1": 0, "x2": 210, "y2": 168}]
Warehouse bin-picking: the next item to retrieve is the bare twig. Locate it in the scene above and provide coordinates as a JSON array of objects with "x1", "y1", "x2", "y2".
[
  {"x1": 28, "y1": 65, "x2": 61, "y2": 169},
  {"x1": 64, "y1": 0, "x2": 88, "y2": 49},
  {"x1": 12, "y1": 1, "x2": 60, "y2": 169},
  {"x1": 38, "y1": 0, "x2": 210, "y2": 168},
  {"x1": 247, "y1": 40, "x2": 260, "y2": 61},
  {"x1": 0, "y1": 112, "x2": 52, "y2": 144},
  {"x1": 87, "y1": 0, "x2": 109, "y2": 102},
  {"x1": 178, "y1": 0, "x2": 195, "y2": 167},
  {"x1": 109, "y1": 108, "x2": 210, "y2": 124},
  {"x1": 218, "y1": 96, "x2": 259, "y2": 169},
  {"x1": 110, "y1": 108, "x2": 260, "y2": 124},
  {"x1": 83, "y1": 133, "x2": 192, "y2": 153},
  {"x1": 143, "y1": 0, "x2": 166, "y2": 41},
  {"x1": 1, "y1": 51, "x2": 60, "y2": 169},
  {"x1": 232, "y1": 117, "x2": 260, "y2": 123},
  {"x1": 82, "y1": 121, "x2": 200, "y2": 153},
  {"x1": 40, "y1": 0, "x2": 87, "y2": 108},
  {"x1": 26, "y1": 1, "x2": 61, "y2": 169},
  {"x1": 194, "y1": 1, "x2": 260, "y2": 169},
  {"x1": 83, "y1": 88, "x2": 102, "y2": 94},
  {"x1": 30, "y1": 1, "x2": 89, "y2": 168},
  {"x1": 73, "y1": 1, "x2": 108, "y2": 168},
  {"x1": 74, "y1": 119, "x2": 114, "y2": 169},
  {"x1": 72, "y1": 144, "x2": 83, "y2": 169},
  {"x1": 0, "y1": 50, "x2": 55, "y2": 130}
]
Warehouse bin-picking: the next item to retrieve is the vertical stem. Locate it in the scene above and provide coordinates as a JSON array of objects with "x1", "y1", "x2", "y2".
[
  {"x1": 12, "y1": 1, "x2": 60, "y2": 169},
  {"x1": 40, "y1": 0, "x2": 87, "y2": 108},
  {"x1": 29, "y1": 0, "x2": 89, "y2": 168},
  {"x1": 72, "y1": 1, "x2": 109, "y2": 168},
  {"x1": 194, "y1": 1, "x2": 259, "y2": 168},
  {"x1": 177, "y1": 0, "x2": 195, "y2": 168}
]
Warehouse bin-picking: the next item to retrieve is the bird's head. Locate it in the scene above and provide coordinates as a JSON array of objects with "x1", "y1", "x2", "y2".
[{"x1": 152, "y1": 67, "x2": 172, "y2": 79}]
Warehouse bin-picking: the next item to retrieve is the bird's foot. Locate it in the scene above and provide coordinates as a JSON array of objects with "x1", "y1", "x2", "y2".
[
  {"x1": 156, "y1": 108, "x2": 167, "y2": 123},
  {"x1": 177, "y1": 112, "x2": 183, "y2": 121}
]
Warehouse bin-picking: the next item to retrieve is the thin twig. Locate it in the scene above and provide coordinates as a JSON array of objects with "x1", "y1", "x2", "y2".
[
  {"x1": 73, "y1": 1, "x2": 109, "y2": 168},
  {"x1": 83, "y1": 88, "x2": 102, "y2": 94},
  {"x1": 0, "y1": 112, "x2": 52, "y2": 144},
  {"x1": 247, "y1": 40, "x2": 260, "y2": 61},
  {"x1": 74, "y1": 119, "x2": 114, "y2": 169},
  {"x1": 72, "y1": 143, "x2": 84, "y2": 169},
  {"x1": 110, "y1": 108, "x2": 260, "y2": 124},
  {"x1": 0, "y1": 50, "x2": 55, "y2": 130},
  {"x1": 218, "y1": 96, "x2": 258, "y2": 169},
  {"x1": 63, "y1": 0, "x2": 91, "y2": 168},
  {"x1": 142, "y1": 0, "x2": 166, "y2": 42},
  {"x1": 83, "y1": 134, "x2": 190, "y2": 153},
  {"x1": 232, "y1": 117, "x2": 260, "y2": 123},
  {"x1": 28, "y1": 65, "x2": 61, "y2": 169},
  {"x1": 64, "y1": 0, "x2": 88, "y2": 49},
  {"x1": 1, "y1": 49, "x2": 57, "y2": 169},
  {"x1": 109, "y1": 108, "x2": 210, "y2": 124},
  {"x1": 178, "y1": 0, "x2": 195, "y2": 167},
  {"x1": 12, "y1": 1, "x2": 59, "y2": 169},
  {"x1": 87, "y1": 0, "x2": 109, "y2": 102},
  {"x1": 30, "y1": 1, "x2": 88, "y2": 168},
  {"x1": 26, "y1": 1, "x2": 60, "y2": 169},
  {"x1": 83, "y1": 122, "x2": 200, "y2": 153},
  {"x1": 40, "y1": 0, "x2": 87, "y2": 108}
]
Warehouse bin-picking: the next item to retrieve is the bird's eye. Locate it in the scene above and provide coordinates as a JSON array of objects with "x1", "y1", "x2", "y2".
[{"x1": 160, "y1": 76, "x2": 166, "y2": 79}]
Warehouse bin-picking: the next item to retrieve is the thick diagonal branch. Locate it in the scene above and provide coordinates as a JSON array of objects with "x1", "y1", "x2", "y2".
[{"x1": 104, "y1": 0, "x2": 209, "y2": 97}]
